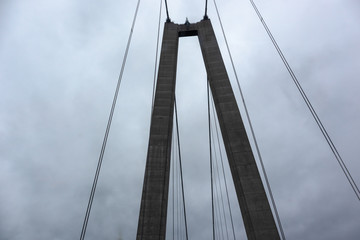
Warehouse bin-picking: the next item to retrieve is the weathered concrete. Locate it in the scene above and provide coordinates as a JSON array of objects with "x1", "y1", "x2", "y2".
[
  {"x1": 197, "y1": 20, "x2": 280, "y2": 240},
  {"x1": 137, "y1": 19, "x2": 280, "y2": 240},
  {"x1": 136, "y1": 22, "x2": 178, "y2": 240}
]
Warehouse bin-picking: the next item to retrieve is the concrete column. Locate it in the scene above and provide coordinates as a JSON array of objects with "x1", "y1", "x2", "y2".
[
  {"x1": 197, "y1": 19, "x2": 280, "y2": 240},
  {"x1": 136, "y1": 22, "x2": 179, "y2": 240}
]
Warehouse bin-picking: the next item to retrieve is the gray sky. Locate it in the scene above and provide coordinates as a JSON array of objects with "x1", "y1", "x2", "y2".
[{"x1": 1, "y1": 0, "x2": 360, "y2": 239}]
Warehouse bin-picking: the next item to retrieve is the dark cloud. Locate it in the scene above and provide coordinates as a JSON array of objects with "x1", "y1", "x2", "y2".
[{"x1": 1, "y1": 0, "x2": 359, "y2": 239}]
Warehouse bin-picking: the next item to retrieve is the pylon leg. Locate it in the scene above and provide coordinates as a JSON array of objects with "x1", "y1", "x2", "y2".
[
  {"x1": 136, "y1": 22, "x2": 178, "y2": 240},
  {"x1": 197, "y1": 19, "x2": 280, "y2": 240}
]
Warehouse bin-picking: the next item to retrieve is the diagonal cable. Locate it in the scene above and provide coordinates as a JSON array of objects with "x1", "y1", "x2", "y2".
[
  {"x1": 212, "y1": 0, "x2": 287, "y2": 238},
  {"x1": 164, "y1": 0, "x2": 171, "y2": 22},
  {"x1": 249, "y1": 0, "x2": 360, "y2": 201},
  {"x1": 151, "y1": 0, "x2": 163, "y2": 110},
  {"x1": 171, "y1": 130, "x2": 175, "y2": 240},
  {"x1": 207, "y1": 80, "x2": 216, "y2": 240},
  {"x1": 211, "y1": 127, "x2": 229, "y2": 240},
  {"x1": 174, "y1": 97, "x2": 189, "y2": 240},
  {"x1": 79, "y1": 0, "x2": 141, "y2": 239},
  {"x1": 210, "y1": 96, "x2": 236, "y2": 240},
  {"x1": 211, "y1": 98, "x2": 236, "y2": 240}
]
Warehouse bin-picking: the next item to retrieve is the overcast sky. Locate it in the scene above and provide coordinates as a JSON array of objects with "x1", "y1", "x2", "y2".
[{"x1": 1, "y1": 0, "x2": 360, "y2": 239}]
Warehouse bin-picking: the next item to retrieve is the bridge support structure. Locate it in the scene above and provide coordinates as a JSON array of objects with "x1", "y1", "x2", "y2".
[{"x1": 136, "y1": 19, "x2": 280, "y2": 240}]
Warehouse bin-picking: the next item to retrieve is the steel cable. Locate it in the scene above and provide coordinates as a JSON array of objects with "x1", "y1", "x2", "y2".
[
  {"x1": 211, "y1": 98, "x2": 237, "y2": 240},
  {"x1": 212, "y1": 0, "x2": 287, "y2": 238},
  {"x1": 171, "y1": 133, "x2": 175, "y2": 240},
  {"x1": 151, "y1": 0, "x2": 163, "y2": 110},
  {"x1": 213, "y1": 141, "x2": 228, "y2": 240},
  {"x1": 174, "y1": 98, "x2": 189, "y2": 240},
  {"x1": 204, "y1": 0, "x2": 209, "y2": 19},
  {"x1": 209, "y1": 95, "x2": 231, "y2": 240},
  {"x1": 79, "y1": 0, "x2": 141, "y2": 239},
  {"x1": 211, "y1": 123, "x2": 231, "y2": 240},
  {"x1": 164, "y1": 0, "x2": 171, "y2": 22},
  {"x1": 249, "y1": 0, "x2": 360, "y2": 201},
  {"x1": 207, "y1": 81, "x2": 216, "y2": 240}
]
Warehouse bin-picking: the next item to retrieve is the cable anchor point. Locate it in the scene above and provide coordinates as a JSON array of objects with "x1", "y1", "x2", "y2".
[{"x1": 185, "y1": 17, "x2": 190, "y2": 25}]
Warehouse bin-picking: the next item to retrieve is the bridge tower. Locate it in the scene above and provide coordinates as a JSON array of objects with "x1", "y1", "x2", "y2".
[{"x1": 137, "y1": 19, "x2": 280, "y2": 240}]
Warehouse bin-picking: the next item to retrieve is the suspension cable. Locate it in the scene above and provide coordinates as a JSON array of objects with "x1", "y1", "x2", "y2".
[
  {"x1": 204, "y1": 0, "x2": 209, "y2": 19},
  {"x1": 207, "y1": 80, "x2": 216, "y2": 240},
  {"x1": 174, "y1": 97, "x2": 189, "y2": 240},
  {"x1": 175, "y1": 133, "x2": 181, "y2": 240},
  {"x1": 147, "y1": 0, "x2": 162, "y2": 136},
  {"x1": 209, "y1": 94, "x2": 228, "y2": 239},
  {"x1": 211, "y1": 99, "x2": 236, "y2": 240},
  {"x1": 151, "y1": 0, "x2": 163, "y2": 110},
  {"x1": 211, "y1": 127, "x2": 229, "y2": 240},
  {"x1": 171, "y1": 132, "x2": 175, "y2": 240},
  {"x1": 212, "y1": 0, "x2": 287, "y2": 239},
  {"x1": 214, "y1": 190, "x2": 223, "y2": 240},
  {"x1": 176, "y1": 139, "x2": 181, "y2": 239},
  {"x1": 249, "y1": 0, "x2": 360, "y2": 201},
  {"x1": 79, "y1": 0, "x2": 141, "y2": 239},
  {"x1": 164, "y1": 0, "x2": 171, "y2": 22}
]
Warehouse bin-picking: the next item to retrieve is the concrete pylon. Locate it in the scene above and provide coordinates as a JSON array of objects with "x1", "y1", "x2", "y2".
[{"x1": 137, "y1": 19, "x2": 280, "y2": 240}]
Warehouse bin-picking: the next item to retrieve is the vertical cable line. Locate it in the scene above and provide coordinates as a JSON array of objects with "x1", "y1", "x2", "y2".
[
  {"x1": 174, "y1": 97, "x2": 189, "y2": 240},
  {"x1": 212, "y1": 0, "x2": 287, "y2": 239},
  {"x1": 171, "y1": 132, "x2": 175, "y2": 240},
  {"x1": 212, "y1": 135, "x2": 227, "y2": 240},
  {"x1": 175, "y1": 134, "x2": 180, "y2": 240},
  {"x1": 207, "y1": 81, "x2": 215, "y2": 240},
  {"x1": 164, "y1": 0, "x2": 171, "y2": 22},
  {"x1": 147, "y1": 0, "x2": 162, "y2": 145},
  {"x1": 204, "y1": 0, "x2": 209, "y2": 19},
  {"x1": 151, "y1": 0, "x2": 163, "y2": 110},
  {"x1": 249, "y1": 0, "x2": 360, "y2": 201},
  {"x1": 210, "y1": 98, "x2": 229, "y2": 239},
  {"x1": 211, "y1": 120, "x2": 230, "y2": 240},
  {"x1": 177, "y1": 140, "x2": 182, "y2": 240},
  {"x1": 212, "y1": 163, "x2": 222, "y2": 239},
  {"x1": 79, "y1": 0, "x2": 141, "y2": 239},
  {"x1": 211, "y1": 99, "x2": 236, "y2": 240}
]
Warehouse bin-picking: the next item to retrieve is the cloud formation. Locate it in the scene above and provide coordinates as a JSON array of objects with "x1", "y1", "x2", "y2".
[{"x1": 1, "y1": 0, "x2": 359, "y2": 239}]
